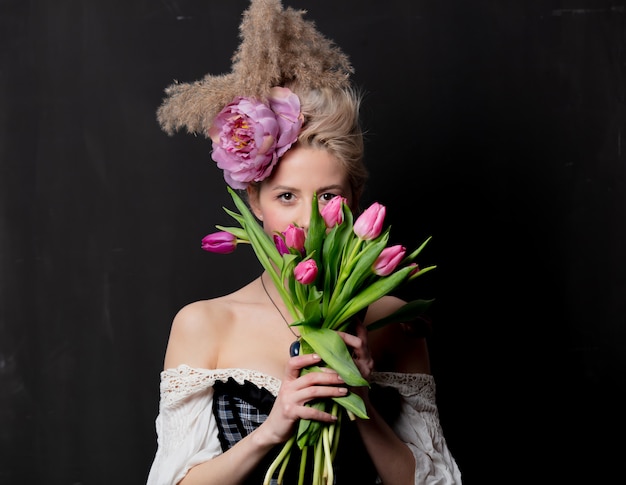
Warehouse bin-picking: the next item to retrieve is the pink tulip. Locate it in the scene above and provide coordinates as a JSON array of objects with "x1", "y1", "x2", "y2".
[
  {"x1": 294, "y1": 259, "x2": 318, "y2": 284},
  {"x1": 273, "y1": 234, "x2": 290, "y2": 255},
  {"x1": 353, "y1": 202, "x2": 386, "y2": 240},
  {"x1": 283, "y1": 224, "x2": 306, "y2": 252},
  {"x1": 320, "y1": 196, "x2": 345, "y2": 228},
  {"x1": 201, "y1": 231, "x2": 237, "y2": 254},
  {"x1": 408, "y1": 263, "x2": 421, "y2": 277},
  {"x1": 372, "y1": 245, "x2": 406, "y2": 276}
]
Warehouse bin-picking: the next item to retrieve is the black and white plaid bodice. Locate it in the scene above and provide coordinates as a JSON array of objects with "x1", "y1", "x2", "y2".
[{"x1": 212, "y1": 376, "x2": 380, "y2": 484}]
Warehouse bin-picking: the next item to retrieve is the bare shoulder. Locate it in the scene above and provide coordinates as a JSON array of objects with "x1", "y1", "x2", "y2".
[
  {"x1": 162, "y1": 293, "x2": 239, "y2": 370},
  {"x1": 365, "y1": 295, "x2": 431, "y2": 375}
]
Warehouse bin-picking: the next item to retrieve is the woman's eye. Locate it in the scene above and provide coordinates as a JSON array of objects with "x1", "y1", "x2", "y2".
[
  {"x1": 319, "y1": 193, "x2": 338, "y2": 202},
  {"x1": 278, "y1": 192, "x2": 294, "y2": 202}
]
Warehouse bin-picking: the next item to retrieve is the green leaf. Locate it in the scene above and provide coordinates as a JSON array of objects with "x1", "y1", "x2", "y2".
[
  {"x1": 299, "y1": 327, "x2": 368, "y2": 387},
  {"x1": 331, "y1": 393, "x2": 368, "y2": 419},
  {"x1": 407, "y1": 264, "x2": 437, "y2": 282},
  {"x1": 402, "y1": 235, "x2": 433, "y2": 264},
  {"x1": 214, "y1": 225, "x2": 249, "y2": 241},
  {"x1": 304, "y1": 194, "x2": 325, "y2": 284},
  {"x1": 301, "y1": 291, "x2": 323, "y2": 324},
  {"x1": 322, "y1": 207, "x2": 355, "y2": 315},
  {"x1": 327, "y1": 233, "x2": 389, "y2": 318},
  {"x1": 366, "y1": 299, "x2": 435, "y2": 332},
  {"x1": 225, "y1": 189, "x2": 283, "y2": 270},
  {"x1": 299, "y1": 366, "x2": 367, "y2": 419},
  {"x1": 325, "y1": 265, "x2": 414, "y2": 329},
  {"x1": 296, "y1": 401, "x2": 326, "y2": 448},
  {"x1": 281, "y1": 255, "x2": 300, "y2": 306},
  {"x1": 299, "y1": 339, "x2": 314, "y2": 355}
]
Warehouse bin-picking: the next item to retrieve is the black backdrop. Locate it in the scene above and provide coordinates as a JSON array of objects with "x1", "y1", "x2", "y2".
[{"x1": 1, "y1": 1, "x2": 624, "y2": 483}]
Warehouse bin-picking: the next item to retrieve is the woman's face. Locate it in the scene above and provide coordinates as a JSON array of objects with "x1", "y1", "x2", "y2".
[{"x1": 248, "y1": 146, "x2": 352, "y2": 235}]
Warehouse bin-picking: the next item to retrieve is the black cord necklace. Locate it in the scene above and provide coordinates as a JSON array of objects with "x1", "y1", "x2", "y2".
[{"x1": 260, "y1": 273, "x2": 301, "y2": 356}]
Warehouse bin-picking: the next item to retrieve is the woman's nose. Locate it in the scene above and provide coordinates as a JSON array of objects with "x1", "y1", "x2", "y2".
[{"x1": 294, "y1": 202, "x2": 312, "y2": 230}]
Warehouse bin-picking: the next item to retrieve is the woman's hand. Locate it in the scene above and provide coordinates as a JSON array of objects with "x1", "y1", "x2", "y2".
[
  {"x1": 257, "y1": 352, "x2": 348, "y2": 446},
  {"x1": 337, "y1": 319, "x2": 374, "y2": 383}
]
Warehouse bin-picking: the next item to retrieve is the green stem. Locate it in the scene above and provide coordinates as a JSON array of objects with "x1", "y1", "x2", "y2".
[
  {"x1": 277, "y1": 448, "x2": 291, "y2": 484},
  {"x1": 263, "y1": 436, "x2": 295, "y2": 485},
  {"x1": 313, "y1": 441, "x2": 323, "y2": 485},
  {"x1": 271, "y1": 272, "x2": 301, "y2": 321},
  {"x1": 331, "y1": 410, "x2": 342, "y2": 460},
  {"x1": 298, "y1": 446, "x2": 308, "y2": 485},
  {"x1": 327, "y1": 403, "x2": 338, "y2": 444},
  {"x1": 322, "y1": 427, "x2": 334, "y2": 485}
]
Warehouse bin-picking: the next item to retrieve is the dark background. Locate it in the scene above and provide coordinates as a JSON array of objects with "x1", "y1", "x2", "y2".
[{"x1": 1, "y1": 1, "x2": 624, "y2": 483}]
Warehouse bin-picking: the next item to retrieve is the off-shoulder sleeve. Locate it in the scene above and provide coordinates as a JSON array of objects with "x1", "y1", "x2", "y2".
[
  {"x1": 146, "y1": 365, "x2": 223, "y2": 485},
  {"x1": 370, "y1": 372, "x2": 462, "y2": 484}
]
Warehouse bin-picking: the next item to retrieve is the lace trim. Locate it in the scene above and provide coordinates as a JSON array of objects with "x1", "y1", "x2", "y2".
[
  {"x1": 159, "y1": 365, "x2": 435, "y2": 407},
  {"x1": 160, "y1": 366, "x2": 282, "y2": 406},
  {"x1": 371, "y1": 371, "x2": 436, "y2": 401}
]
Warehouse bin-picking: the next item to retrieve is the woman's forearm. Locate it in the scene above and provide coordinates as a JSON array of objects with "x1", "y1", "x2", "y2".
[
  {"x1": 356, "y1": 399, "x2": 416, "y2": 485},
  {"x1": 178, "y1": 427, "x2": 276, "y2": 485}
]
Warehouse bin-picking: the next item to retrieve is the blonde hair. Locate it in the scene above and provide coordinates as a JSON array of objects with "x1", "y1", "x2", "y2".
[{"x1": 292, "y1": 86, "x2": 368, "y2": 209}]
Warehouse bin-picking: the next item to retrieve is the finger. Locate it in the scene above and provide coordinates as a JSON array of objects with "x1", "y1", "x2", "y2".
[
  {"x1": 337, "y1": 331, "x2": 366, "y2": 361},
  {"x1": 298, "y1": 401, "x2": 344, "y2": 423},
  {"x1": 354, "y1": 320, "x2": 368, "y2": 340},
  {"x1": 337, "y1": 330, "x2": 360, "y2": 349},
  {"x1": 284, "y1": 353, "x2": 322, "y2": 380},
  {"x1": 293, "y1": 384, "x2": 349, "y2": 408},
  {"x1": 302, "y1": 367, "x2": 344, "y2": 383}
]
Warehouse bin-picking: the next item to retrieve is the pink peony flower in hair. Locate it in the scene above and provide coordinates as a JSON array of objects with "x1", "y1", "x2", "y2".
[
  {"x1": 208, "y1": 97, "x2": 279, "y2": 189},
  {"x1": 268, "y1": 87, "x2": 304, "y2": 158},
  {"x1": 208, "y1": 88, "x2": 303, "y2": 189}
]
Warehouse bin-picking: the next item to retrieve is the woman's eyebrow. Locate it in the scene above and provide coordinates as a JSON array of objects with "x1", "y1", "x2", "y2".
[
  {"x1": 269, "y1": 184, "x2": 299, "y2": 192},
  {"x1": 316, "y1": 184, "x2": 345, "y2": 193}
]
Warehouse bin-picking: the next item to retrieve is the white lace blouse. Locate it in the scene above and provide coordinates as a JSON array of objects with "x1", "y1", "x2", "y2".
[{"x1": 146, "y1": 365, "x2": 462, "y2": 484}]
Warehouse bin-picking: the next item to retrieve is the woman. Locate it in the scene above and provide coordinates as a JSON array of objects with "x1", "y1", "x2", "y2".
[{"x1": 147, "y1": 2, "x2": 461, "y2": 484}]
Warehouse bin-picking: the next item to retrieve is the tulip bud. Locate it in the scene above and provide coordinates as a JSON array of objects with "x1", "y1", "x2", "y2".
[
  {"x1": 273, "y1": 234, "x2": 290, "y2": 256},
  {"x1": 408, "y1": 263, "x2": 421, "y2": 277},
  {"x1": 201, "y1": 231, "x2": 237, "y2": 254},
  {"x1": 320, "y1": 196, "x2": 346, "y2": 228},
  {"x1": 353, "y1": 202, "x2": 386, "y2": 240},
  {"x1": 294, "y1": 259, "x2": 318, "y2": 284},
  {"x1": 373, "y1": 245, "x2": 406, "y2": 276},
  {"x1": 283, "y1": 224, "x2": 306, "y2": 252}
]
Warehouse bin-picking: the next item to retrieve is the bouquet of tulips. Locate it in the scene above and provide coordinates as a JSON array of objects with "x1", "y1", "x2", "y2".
[{"x1": 201, "y1": 187, "x2": 435, "y2": 485}]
